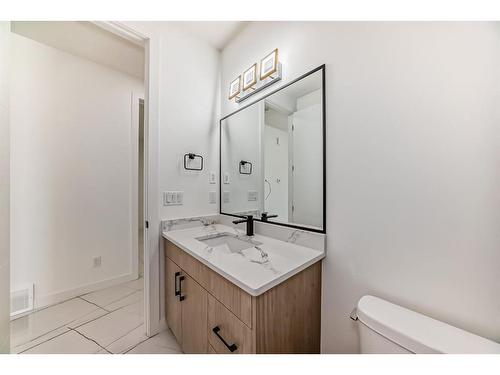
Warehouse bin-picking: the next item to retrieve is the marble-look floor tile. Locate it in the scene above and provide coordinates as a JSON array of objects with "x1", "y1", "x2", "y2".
[
  {"x1": 67, "y1": 306, "x2": 109, "y2": 329},
  {"x1": 80, "y1": 283, "x2": 138, "y2": 308},
  {"x1": 75, "y1": 308, "x2": 143, "y2": 348},
  {"x1": 11, "y1": 326, "x2": 69, "y2": 354},
  {"x1": 125, "y1": 329, "x2": 182, "y2": 354},
  {"x1": 120, "y1": 300, "x2": 144, "y2": 317},
  {"x1": 122, "y1": 278, "x2": 144, "y2": 291},
  {"x1": 10, "y1": 298, "x2": 99, "y2": 348},
  {"x1": 106, "y1": 324, "x2": 148, "y2": 354},
  {"x1": 104, "y1": 290, "x2": 143, "y2": 312},
  {"x1": 22, "y1": 330, "x2": 102, "y2": 354}
]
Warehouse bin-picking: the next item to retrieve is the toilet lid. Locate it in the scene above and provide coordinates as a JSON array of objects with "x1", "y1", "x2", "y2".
[{"x1": 357, "y1": 295, "x2": 500, "y2": 354}]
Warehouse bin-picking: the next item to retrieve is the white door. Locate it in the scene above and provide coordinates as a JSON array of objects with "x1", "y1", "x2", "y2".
[{"x1": 291, "y1": 104, "x2": 323, "y2": 228}]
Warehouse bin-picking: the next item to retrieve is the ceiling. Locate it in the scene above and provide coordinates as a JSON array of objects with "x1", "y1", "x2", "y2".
[
  {"x1": 9, "y1": 21, "x2": 248, "y2": 80},
  {"x1": 170, "y1": 21, "x2": 249, "y2": 50},
  {"x1": 11, "y1": 21, "x2": 145, "y2": 79}
]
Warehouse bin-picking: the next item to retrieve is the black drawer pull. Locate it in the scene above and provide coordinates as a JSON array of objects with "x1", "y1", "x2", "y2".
[
  {"x1": 174, "y1": 272, "x2": 181, "y2": 296},
  {"x1": 178, "y1": 275, "x2": 185, "y2": 301},
  {"x1": 212, "y1": 326, "x2": 237, "y2": 352}
]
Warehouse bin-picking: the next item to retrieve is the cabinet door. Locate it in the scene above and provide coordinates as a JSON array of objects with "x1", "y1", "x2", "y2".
[
  {"x1": 181, "y1": 273, "x2": 208, "y2": 353},
  {"x1": 165, "y1": 257, "x2": 182, "y2": 344}
]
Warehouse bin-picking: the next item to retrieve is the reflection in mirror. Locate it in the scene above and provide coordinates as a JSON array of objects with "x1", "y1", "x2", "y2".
[{"x1": 220, "y1": 66, "x2": 324, "y2": 232}]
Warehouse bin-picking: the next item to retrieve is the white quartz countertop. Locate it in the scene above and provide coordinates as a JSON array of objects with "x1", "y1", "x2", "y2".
[{"x1": 162, "y1": 224, "x2": 325, "y2": 296}]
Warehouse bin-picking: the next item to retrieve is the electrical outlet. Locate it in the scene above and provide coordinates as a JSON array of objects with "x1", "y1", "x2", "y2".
[
  {"x1": 93, "y1": 256, "x2": 102, "y2": 268},
  {"x1": 223, "y1": 191, "x2": 230, "y2": 203},
  {"x1": 248, "y1": 190, "x2": 258, "y2": 201},
  {"x1": 209, "y1": 191, "x2": 216, "y2": 204},
  {"x1": 209, "y1": 171, "x2": 216, "y2": 184}
]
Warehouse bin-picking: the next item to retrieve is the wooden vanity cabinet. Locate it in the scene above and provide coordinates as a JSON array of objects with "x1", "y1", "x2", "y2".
[
  {"x1": 165, "y1": 258, "x2": 181, "y2": 342},
  {"x1": 164, "y1": 239, "x2": 321, "y2": 354}
]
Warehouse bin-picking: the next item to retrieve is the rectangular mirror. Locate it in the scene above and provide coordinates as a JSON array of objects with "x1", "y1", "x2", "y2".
[{"x1": 220, "y1": 65, "x2": 325, "y2": 233}]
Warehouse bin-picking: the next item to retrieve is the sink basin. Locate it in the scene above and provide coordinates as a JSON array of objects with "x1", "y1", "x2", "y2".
[{"x1": 196, "y1": 233, "x2": 261, "y2": 253}]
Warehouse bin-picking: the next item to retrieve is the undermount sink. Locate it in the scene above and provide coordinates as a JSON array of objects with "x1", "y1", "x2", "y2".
[{"x1": 196, "y1": 233, "x2": 262, "y2": 253}]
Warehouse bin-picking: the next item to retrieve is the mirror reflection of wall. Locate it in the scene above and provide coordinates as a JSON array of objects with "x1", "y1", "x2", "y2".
[
  {"x1": 221, "y1": 67, "x2": 324, "y2": 231},
  {"x1": 220, "y1": 103, "x2": 263, "y2": 216}
]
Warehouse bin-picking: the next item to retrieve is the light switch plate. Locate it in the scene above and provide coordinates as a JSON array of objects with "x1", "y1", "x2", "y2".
[
  {"x1": 163, "y1": 191, "x2": 184, "y2": 206},
  {"x1": 223, "y1": 172, "x2": 230, "y2": 184},
  {"x1": 209, "y1": 171, "x2": 216, "y2": 184}
]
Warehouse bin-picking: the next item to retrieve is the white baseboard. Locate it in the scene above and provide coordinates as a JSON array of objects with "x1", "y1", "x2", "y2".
[{"x1": 23, "y1": 273, "x2": 138, "y2": 315}]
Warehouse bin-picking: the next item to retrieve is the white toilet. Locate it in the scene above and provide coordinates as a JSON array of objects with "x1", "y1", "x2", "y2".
[{"x1": 354, "y1": 295, "x2": 500, "y2": 354}]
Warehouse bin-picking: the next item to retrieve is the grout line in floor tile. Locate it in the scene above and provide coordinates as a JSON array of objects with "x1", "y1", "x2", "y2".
[
  {"x1": 103, "y1": 322, "x2": 146, "y2": 353},
  {"x1": 108, "y1": 299, "x2": 144, "y2": 317},
  {"x1": 18, "y1": 329, "x2": 70, "y2": 354},
  {"x1": 67, "y1": 310, "x2": 113, "y2": 330},
  {"x1": 123, "y1": 338, "x2": 149, "y2": 354},
  {"x1": 13, "y1": 303, "x2": 106, "y2": 350},
  {"x1": 76, "y1": 297, "x2": 111, "y2": 312},
  {"x1": 12, "y1": 279, "x2": 144, "y2": 323},
  {"x1": 12, "y1": 322, "x2": 70, "y2": 352},
  {"x1": 80, "y1": 289, "x2": 139, "y2": 310},
  {"x1": 12, "y1": 279, "x2": 145, "y2": 354},
  {"x1": 123, "y1": 329, "x2": 182, "y2": 354},
  {"x1": 10, "y1": 296, "x2": 87, "y2": 322},
  {"x1": 103, "y1": 294, "x2": 143, "y2": 313},
  {"x1": 69, "y1": 327, "x2": 112, "y2": 354}
]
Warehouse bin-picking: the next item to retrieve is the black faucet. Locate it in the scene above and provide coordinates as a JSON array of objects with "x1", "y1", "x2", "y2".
[
  {"x1": 261, "y1": 212, "x2": 278, "y2": 222},
  {"x1": 232, "y1": 215, "x2": 254, "y2": 236}
]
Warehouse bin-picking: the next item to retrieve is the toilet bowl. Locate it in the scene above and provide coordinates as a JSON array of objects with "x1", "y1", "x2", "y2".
[{"x1": 354, "y1": 295, "x2": 500, "y2": 354}]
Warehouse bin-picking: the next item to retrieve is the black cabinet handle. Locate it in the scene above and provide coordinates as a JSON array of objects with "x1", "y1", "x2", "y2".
[
  {"x1": 178, "y1": 275, "x2": 185, "y2": 301},
  {"x1": 174, "y1": 272, "x2": 181, "y2": 296},
  {"x1": 212, "y1": 326, "x2": 237, "y2": 352}
]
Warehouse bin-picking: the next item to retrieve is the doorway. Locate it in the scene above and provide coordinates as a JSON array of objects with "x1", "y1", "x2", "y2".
[{"x1": 9, "y1": 21, "x2": 151, "y2": 353}]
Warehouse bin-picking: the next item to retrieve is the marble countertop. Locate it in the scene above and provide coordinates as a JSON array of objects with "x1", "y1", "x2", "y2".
[{"x1": 162, "y1": 224, "x2": 325, "y2": 296}]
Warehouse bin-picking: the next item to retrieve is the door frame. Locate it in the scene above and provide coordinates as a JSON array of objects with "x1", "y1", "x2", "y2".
[
  {"x1": 130, "y1": 92, "x2": 145, "y2": 281},
  {"x1": 93, "y1": 21, "x2": 161, "y2": 337}
]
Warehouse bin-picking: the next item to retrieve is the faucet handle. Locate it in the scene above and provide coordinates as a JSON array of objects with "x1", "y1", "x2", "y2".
[{"x1": 261, "y1": 212, "x2": 278, "y2": 221}]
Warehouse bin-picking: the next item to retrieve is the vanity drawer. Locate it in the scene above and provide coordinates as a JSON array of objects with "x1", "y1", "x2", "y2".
[
  {"x1": 165, "y1": 240, "x2": 253, "y2": 328},
  {"x1": 207, "y1": 294, "x2": 254, "y2": 354},
  {"x1": 164, "y1": 240, "x2": 184, "y2": 268}
]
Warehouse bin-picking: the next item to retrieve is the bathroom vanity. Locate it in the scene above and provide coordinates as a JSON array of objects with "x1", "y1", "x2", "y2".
[
  {"x1": 163, "y1": 224, "x2": 324, "y2": 354},
  {"x1": 164, "y1": 64, "x2": 327, "y2": 354}
]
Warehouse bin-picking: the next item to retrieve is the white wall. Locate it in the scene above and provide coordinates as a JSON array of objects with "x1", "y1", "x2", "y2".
[
  {"x1": 221, "y1": 22, "x2": 500, "y2": 352},
  {"x1": 121, "y1": 22, "x2": 221, "y2": 334},
  {"x1": 0, "y1": 21, "x2": 10, "y2": 353},
  {"x1": 125, "y1": 22, "x2": 221, "y2": 221},
  {"x1": 290, "y1": 101, "x2": 323, "y2": 228},
  {"x1": 10, "y1": 33, "x2": 144, "y2": 308}
]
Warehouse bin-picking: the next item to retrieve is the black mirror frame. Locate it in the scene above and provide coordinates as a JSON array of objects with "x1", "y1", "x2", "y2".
[{"x1": 219, "y1": 64, "x2": 326, "y2": 234}]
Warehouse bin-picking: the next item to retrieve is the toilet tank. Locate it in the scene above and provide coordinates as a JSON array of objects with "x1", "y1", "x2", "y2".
[{"x1": 355, "y1": 295, "x2": 500, "y2": 354}]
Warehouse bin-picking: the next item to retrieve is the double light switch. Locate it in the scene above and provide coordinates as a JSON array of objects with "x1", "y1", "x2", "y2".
[{"x1": 164, "y1": 191, "x2": 184, "y2": 206}]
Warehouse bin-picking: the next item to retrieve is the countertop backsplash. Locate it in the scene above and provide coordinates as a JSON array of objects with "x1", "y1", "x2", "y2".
[{"x1": 162, "y1": 214, "x2": 325, "y2": 252}]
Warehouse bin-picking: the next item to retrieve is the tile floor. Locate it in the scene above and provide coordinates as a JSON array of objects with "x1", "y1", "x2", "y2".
[{"x1": 10, "y1": 278, "x2": 182, "y2": 354}]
